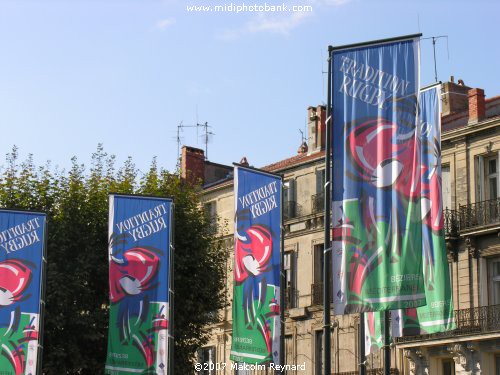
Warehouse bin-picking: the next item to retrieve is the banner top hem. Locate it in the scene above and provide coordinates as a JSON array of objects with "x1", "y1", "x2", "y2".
[
  {"x1": 0, "y1": 207, "x2": 47, "y2": 216},
  {"x1": 109, "y1": 192, "x2": 174, "y2": 202},
  {"x1": 420, "y1": 81, "x2": 442, "y2": 92},
  {"x1": 233, "y1": 163, "x2": 283, "y2": 179},
  {"x1": 331, "y1": 33, "x2": 422, "y2": 52}
]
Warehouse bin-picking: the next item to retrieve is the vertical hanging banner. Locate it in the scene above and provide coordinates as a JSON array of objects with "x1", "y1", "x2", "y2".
[
  {"x1": 230, "y1": 166, "x2": 282, "y2": 366},
  {"x1": 364, "y1": 311, "x2": 386, "y2": 355},
  {"x1": 364, "y1": 86, "x2": 455, "y2": 347},
  {"x1": 105, "y1": 195, "x2": 173, "y2": 374},
  {"x1": 332, "y1": 35, "x2": 426, "y2": 314},
  {"x1": 0, "y1": 209, "x2": 46, "y2": 375},
  {"x1": 393, "y1": 85, "x2": 455, "y2": 336}
]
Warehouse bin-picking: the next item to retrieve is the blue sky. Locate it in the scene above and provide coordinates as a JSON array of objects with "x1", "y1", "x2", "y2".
[{"x1": 0, "y1": 0, "x2": 498, "y2": 174}]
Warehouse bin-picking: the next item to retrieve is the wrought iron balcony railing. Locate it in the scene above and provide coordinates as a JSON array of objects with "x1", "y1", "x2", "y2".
[
  {"x1": 395, "y1": 304, "x2": 500, "y2": 343},
  {"x1": 284, "y1": 287, "x2": 298, "y2": 310},
  {"x1": 458, "y1": 198, "x2": 500, "y2": 231},
  {"x1": 311, "y1": 282, "x2": 323, "y2": 305},
  {"x1": 311, "y1": 282, "x2": 333, "y2": 306},
  {"x1": 311, "y1": 192, "x2": 324, "y2": 213},
  {"x1": 453, "y1": 303, "x2": 500, "y2": 334},
  {"x1": 444, "y1": 208, "x2": 459, "y2": 237}
]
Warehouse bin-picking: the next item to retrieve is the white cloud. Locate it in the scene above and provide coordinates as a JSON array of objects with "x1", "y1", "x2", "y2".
[
  {"x1": 156, "y1": 17, "x2": 176, "y2": 31},
  {"x1": 247, "y1": 11, "x2": 312, "y2": 34},
  {"x1": 218, "y1": 11, "x2": 311, "y2": 40},
  {"x1": 218, "y1": 0, "x2": 351, "y2": 39}
]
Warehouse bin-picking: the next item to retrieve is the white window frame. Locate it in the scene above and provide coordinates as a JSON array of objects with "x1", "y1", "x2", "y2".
[
  {"x1": 476, "y1": 153, "x2": 500, "y2": 202},
  {"x1": 284, "y1": 251, "x2": 296, "y2": 308},
  {"x1": 197, "y1": 346, "x2": 216, "y2": 375},
  {"x1": 442, "y1": 164, "x2": 452, "y2": 210}
]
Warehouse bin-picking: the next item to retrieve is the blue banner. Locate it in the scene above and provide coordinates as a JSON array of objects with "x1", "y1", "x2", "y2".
[
  {"x1": 393, "y1": 84, "x2": 455, "y2": 336},
  {"x1": 230, "y1": 166, "x2": 282, "y2": 365},
  {"x1": 332, "y1": 37, "x2": 426, "y2": 313},
  {"x1": 105, "y1": 195, "x2": 173, "y2": 374},
  {"x1": 0, "y1": 209, "x2": 46, "y2": 375}
]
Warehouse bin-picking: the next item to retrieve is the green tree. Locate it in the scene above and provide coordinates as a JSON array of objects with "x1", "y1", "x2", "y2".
[
  {"x1": 0, "y1": 146, "x2": 226, "y2": 374},
  {"x1": 139, "y1": 162, "x2": 227, "y2": 374}
]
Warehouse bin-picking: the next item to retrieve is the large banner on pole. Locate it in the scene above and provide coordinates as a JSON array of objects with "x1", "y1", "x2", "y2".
[
  {"x1": 332, "y1": 36, "x2": 426, "y2": 314},
  {"x1": 393, "y1": 84, "x2": 455, "y2": 336},
  {"x1": 105, "y1": 195, "x2": 173, "y2": 374},
  {"x1": 230, "y1": 166, "x2": 281, "y2": 365},
  {"x1": 364, "y1": 85, "x2": 455, "y2": 351},
  {"x1": 0, "y1": 209, "x2": 46, "y2": 375}
]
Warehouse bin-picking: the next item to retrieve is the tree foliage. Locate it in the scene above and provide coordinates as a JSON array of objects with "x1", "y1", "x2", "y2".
[{"x1": 0, "y1": 145, "x2": 226, "y2": 374}]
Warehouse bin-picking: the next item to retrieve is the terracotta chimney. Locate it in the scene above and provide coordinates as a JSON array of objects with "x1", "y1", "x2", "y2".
[
  {"x1": 468, "y1": 88, "x2": 486, "y2": 124},
  {"x1": 181, "y1": 146, "x2": 205, "y2": 184}
]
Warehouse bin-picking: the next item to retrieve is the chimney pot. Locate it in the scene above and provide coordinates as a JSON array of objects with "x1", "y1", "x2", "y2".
[
  {"x1": 297, "y1": 141, "x2": 308, "y2": 155},
  {"x1": 239, "y1": 157, "x2": 249, "y2": 166}
]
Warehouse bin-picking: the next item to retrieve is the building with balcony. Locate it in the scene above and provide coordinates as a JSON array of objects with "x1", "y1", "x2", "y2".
[
  {"x1": 186, "y1": 79, "x2": 500, "y2": 375},
  {"x1": 395, "y1": 79, "x2": 500, "y2": 375}
]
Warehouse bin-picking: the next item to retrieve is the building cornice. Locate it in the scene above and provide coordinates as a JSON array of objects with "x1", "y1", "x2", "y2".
[
  {"x1": 442, "y1": 115, "x2": 500, "y2": 142},
  {"x1": 202, "y1": 151, "x2": 325, "y2": 194},
  {"x1": 396, "y1": 332, "x2": 500, "y2": 349}
]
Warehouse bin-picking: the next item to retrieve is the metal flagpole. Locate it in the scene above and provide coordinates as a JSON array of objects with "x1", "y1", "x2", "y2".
[
  {"x1": 37, "y1": 215, "x2": 48, "y2": 375},
  {"x1": 384, "y1": 310, "x2": 390, "y2": 375},
  {"x1": 432, "y1": 37, "x2": 438, "y2": 82},
  {"x1": 359, "y1": 313, "x2": 366, "y2": 375},
  {"x1": 280, "y1": 175, "x2": 285, "y2": 374},
  {"x1": 169, "y1": 203, "x2": 175, "y2": 375},
  {"x1": 323, "y1": 45, "x2": 333, "y2": 375}
]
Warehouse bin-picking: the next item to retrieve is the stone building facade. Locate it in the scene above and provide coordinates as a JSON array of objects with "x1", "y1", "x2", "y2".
[
  {"x1": 186, "y1": 79, "x2": 500, "y2": 375},
  {"x1": 395, "y1": 80, "x2": 500, "y2": 375}
]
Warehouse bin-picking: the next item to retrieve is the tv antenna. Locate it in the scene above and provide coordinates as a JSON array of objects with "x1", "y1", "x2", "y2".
[
  {"x1": 175, "y1": 121, "x2": 214, "y2": 165},
  {"x1": 176, "y1": 121, "x2": 184, "y2": 166},
  {"x1": 198, "y1": 121, "x2": 215, "y2": 160},
  {"x1": 299, "y1": 128, "x2": 306, "y2": 144},
  {"x1": 422, "y1": 35, "x2": 449, "y2": 82}
]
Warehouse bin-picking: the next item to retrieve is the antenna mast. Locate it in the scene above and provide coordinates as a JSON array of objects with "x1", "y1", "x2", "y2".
[
  {"x1": 175, "y1": 121, "x2": 214, "y2": 163},
  {"x1": 198, "y1": 122, "x2": 214, "y2": 160},
  {"x1": 299, "y1": 128, "x2": 306, "y2": 144},
  {"x1": 422, "y1": 35, "x2": 448, "y2": 82}
]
